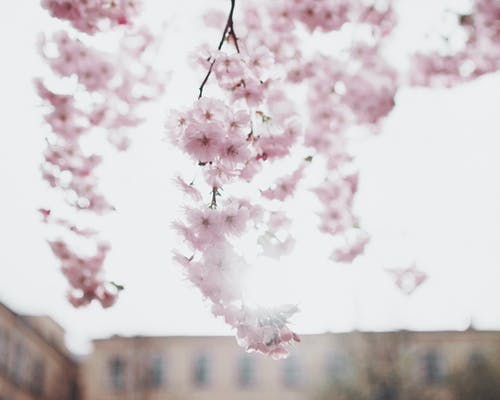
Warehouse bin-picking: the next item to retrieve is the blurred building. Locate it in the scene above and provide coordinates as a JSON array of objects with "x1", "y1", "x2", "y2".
[
  {"x1": 2, "y1": 299, "x2": 500, "y2": 400},
  {"x1": 0, "y1": 302, "x2": 79, "y2": 400},
  {"x1": 81, "y1": 329, "x2": 500, "y2": 400}
]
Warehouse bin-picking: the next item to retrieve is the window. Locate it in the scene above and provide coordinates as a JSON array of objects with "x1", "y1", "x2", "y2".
[
  {"x1": 282, "y1": 356, "x2": 301, "y2": 387},
  {"x1": 372, "y1": 381, "x2": 399, "y2": 400},
  {"x1": 31, "y1": 359, "x2": 45, "y2": 396},
  {"x1": 423, "y1": 351, "x2": 444, "y2": 384},
  {"x1": 326, "y1": 351, "x2": 353, "y2": 383},
  {"x1": 0, "y1": 328, "x2": 9, "y2": 370},
  {"x1": 11, "y1": 342, "x2": 25, "y2": 384},
  {"x1": 238, "y1": 354, "x2": 256, "y2": 388},
  {"x1": 69, "y1": 380, "x2": 79, "y2": 400},
  {"x1": 468, "y1": 351, "x2": 486, "y2": 369},
  {"x1": 149, "y1": 355, "x2": 164, "y2": 388},
  {"x1": 109, "y1": 356, "x2": 126, "y2": 391},
  {"x1": 193, "y1": 353, "x2": 210, "y2": 387}
]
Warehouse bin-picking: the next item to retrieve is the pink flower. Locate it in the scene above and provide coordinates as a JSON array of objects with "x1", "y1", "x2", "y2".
[
  {"x1": 242, "y1": 7, "x2": 262, "y2": 30},
  {"x1": 268, "y1": 211, "x2": 291, "y2": 231},
  {"x1": 203, "y1": 9, "x2": 226, "y2": 30},
  {"x1": 172, "y1": 251, "x2": 194, "y2": 268},
  {"x1": 220, "y1": 205, "x2": 249, "y2": 236},
  {"x1": 172, "y1": 220, "x2": 204, "y2": 250},
  {"x1": 386, "y1": 264, "x2": 428, "y2": 295},
  {"x1": 261, "y1": 165, "x2": 305, "y2": 201},
  {"x1": 98, "y1": 287, "x2": 118, "y2": 308},
  {"x1": 267, "y1": 90, "x2": 297, "y2": 123},
  {"x1": 48, "y1": 239, "x2": 117, "y2": 307},
  {"x1": 185, "y1": 208, "x2": 224, "y2": 246},
  {"x1": 331, "y1": 232, "x2": 370, "y2": 263},
  {"x1": 294, "y1": 2, "x2": 322, "y2": 32},
  {"x1": 269, "y1": 3, "x2": 295, "y2": 33},
  {"x1": 232, "y1": 79, "x2": 265, "y2": 107},
  {"x1": 190, "y1": 98, "x2": 229, "y2": 125},
  {"x1": 228, "y1": 110, "x2": 251, "y2": 133},
  {"x1": 183, "y1": 122, "x2": 223, "y2": 163},
  {"x1": 165, "y1": 110, "x2": 188, "y2": 144},
  {"x1": 246, "y1": 47, "x2": 274, "y2": 76},
  {"x1": 214, "y1": 53, "x2": 245, "y2": 83},
  {"x1": 219, "y1": 137, "x2": 251, "y2": 165},
  {"x1": 316, "y1": 2, "x2": 349, "y2": 32},
  {"x1": 41, "y1": 0, "x2": 140, "y2": 34},
  {"x1": 38, "y1": 208, "x2": 51, "y2": 223},
  {"x1": 204, "y1": 161, "x2": 239, "y2": 187},
  {"x1": 174, "y1": 176, "x2": 203, "y2": 202},
  {"x1": 239, "y1": 159, "x2": 262, "y2": 181},
  {"x1": 343, "y1": 75, "x2": 396, "y2": 125}
]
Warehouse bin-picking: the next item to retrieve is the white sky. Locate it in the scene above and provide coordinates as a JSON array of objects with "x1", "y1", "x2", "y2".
[{"x1": 0, "y1": 1, "x2": 499, "y2": 354}]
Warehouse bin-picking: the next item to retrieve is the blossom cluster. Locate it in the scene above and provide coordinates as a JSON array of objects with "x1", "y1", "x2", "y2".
[
  {"x1": 41, "y1": 0, "x2": 140, "y2": 34},
  {"x1": 38, "y1": 0, "x2": 163, "y2": 307},
  {"x1": 267, "y1": 0, "x2": 396, "y2": 36},
  {"x1": 169, "y1": 2, "x2": 307, "y2": 357},
  {"x1": 302, "y1": 45, "x2": 397, "y2": 261},
  {"x1": 261, "y1": 165, "x2": 305, "y2": 201},
  {"x1": 172, "y1": 186, "x2": 301, "y2": 358},
  {"x1": 168, "y1": 0, "x2": 407, "y2": 356},
  {"x1": 48, "y1": 239, "x2": 118, "y2": 307},
  {"x1": 237, "y1": 2, "x2": 399, "y2": 264},
  {"x1": 173, "y1": 195, "x2": 301, "y2": 358},
  {"x1": 39, "y1": 29, "x2": 163, "y2": 151},
  {"x1": 412, "y1": 0, "x2": 500, "y2": 87}
]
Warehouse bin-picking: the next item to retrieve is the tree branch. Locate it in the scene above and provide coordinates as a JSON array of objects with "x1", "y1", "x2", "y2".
[
  {"x1": 198, "y1": 0, "x2": 240, "y2": 99},
  {"x1": 209, "y1": 187, "x2": 219, "y2": 209}
]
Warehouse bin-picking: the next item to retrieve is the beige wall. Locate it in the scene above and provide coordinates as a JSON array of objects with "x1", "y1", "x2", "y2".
[
  {"x1": 80, "y1": 330, "x2": 500, "y2": 400},
  {"x1": 2, "y1": 298, "x2": 500, "y2": 400},
  {"x1": 0, "y1": 303, "x2": 79, "y2": 400},
  {"x1": 23, "y1": 316, "x2": 67, "y2": 355}
]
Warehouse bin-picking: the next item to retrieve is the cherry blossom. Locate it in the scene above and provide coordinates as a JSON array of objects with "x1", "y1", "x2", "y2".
[
  {"x1": 169, "y1": 0, "x2": 424, "y2": 356},
  {"x1": 386, "y1": 264, "x2": 428, "y2": 296},
  {"x1": 174, "y1": 176, "x2": 203, "y2": 202},
  {"x1": 411, "y1": 0, "x2": 500, "y2": 87},
  {"x1": 261, "y1": 165, "x2": 305, "y2": 201},
  {"x1": 41, "y1": 0, "x2": 141, "y2": 34},
  {"x1": 48, "y1": 239, "x2": 119, "y2": 308},
  {"x1": 169, "y1": 0, "x2": 305, "y2": 358},
  {"x1": 38, "y1": 0, "x2": 164, "y2": 307}
]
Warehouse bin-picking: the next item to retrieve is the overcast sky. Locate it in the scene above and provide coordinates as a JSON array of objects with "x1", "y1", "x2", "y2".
[{"x1": 0, "y1": 0, "x2": 499, "y2": 354}]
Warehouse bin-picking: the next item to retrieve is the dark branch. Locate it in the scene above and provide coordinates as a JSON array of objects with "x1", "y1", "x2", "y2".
[
  {"x1": 225, "y1": 0, "x2": 240, "y2": 53},
  {"x1": 209, "y1": 187, "x2": 219, "y2": 209},
  {"x1": 198, "y1": 0, "x2": 240, "y2": 99}
]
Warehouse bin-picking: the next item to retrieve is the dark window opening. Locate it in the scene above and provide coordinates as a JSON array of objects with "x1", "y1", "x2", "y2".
[
  {"x1": 193, "y1": 354, "x2": 210, "y2": 387},
  {"x1": 148, "y1": 355, "x2": 164, "y2": 388},
  {"x1": 283, "y1": 356, "x2": 301, "y2": 387},
  {"x1": 238, "y1": 355, "x2": 256, "y2": 387},
  {"x1": 31, "y1": 359, "x2": 45, "y2": 396},
  {"x1": 424, "y1": 351, "x2": 444, "y2": 384},
  {"x1": 109, "y1": 356, "x2": 126, "y2": 391}
]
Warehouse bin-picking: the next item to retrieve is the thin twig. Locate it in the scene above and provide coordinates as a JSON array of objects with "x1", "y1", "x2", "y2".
[
  {"x1": 226, "y1": 0, "x2": 240, "y2": 53},
  {"x1": 209, "y1": 187, "x2": 219, "y2": 209},
  {"x1": 198, "y1": 0, "x2": 240, "y2": 99}
]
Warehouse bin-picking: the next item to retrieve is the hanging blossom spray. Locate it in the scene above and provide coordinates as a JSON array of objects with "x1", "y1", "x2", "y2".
[{"x1": 37, "y1": 0, "x2": 164, "y2": 307}]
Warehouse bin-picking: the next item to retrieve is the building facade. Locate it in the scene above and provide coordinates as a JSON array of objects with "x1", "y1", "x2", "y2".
[
  {"x1": 80, "y1": 330, "x2": 500, "y2": 400},
  {"x1": 0, "y1": 302, "x2": 79, "y2": 400},
  {"x1": 2, "y1": 299, "x2": 500, "y2": 400}
]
